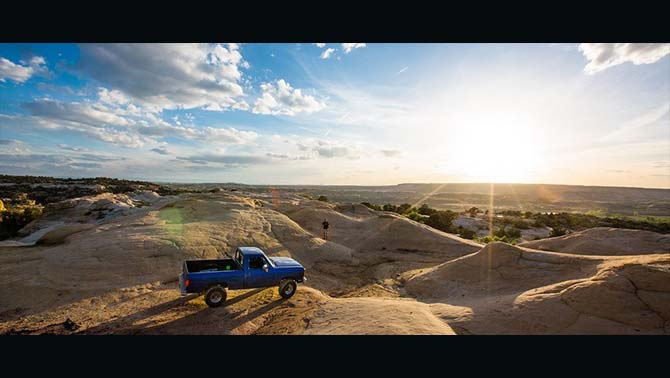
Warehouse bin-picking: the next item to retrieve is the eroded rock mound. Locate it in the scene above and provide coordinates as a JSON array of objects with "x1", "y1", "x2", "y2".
[
  {"x1": 281, "y1": 202, "x2": 482, "y2": 256},
  {"x1": 520, "y1": 227, "x2": 670, "y2": 256},
  {"x1": 405, "y1": 242, "x2": 597, "y2": 299}
]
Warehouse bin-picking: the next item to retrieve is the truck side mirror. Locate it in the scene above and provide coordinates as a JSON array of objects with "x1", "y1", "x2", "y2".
[{"x1": 262, "y1": 263, "x2": 269, "y2": 272}]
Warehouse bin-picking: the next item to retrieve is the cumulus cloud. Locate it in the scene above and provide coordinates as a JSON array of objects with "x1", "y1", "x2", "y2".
[
  {"x1": 23, "y1": 98, "x2": 133, "y2": 128},
  {"x1": 253, "y1": 79, "x2": 326, "y2": 116},
  {"x1": 341, "y1": 43, "x2": 366, "y2": 53},
  {"x1": 0, "y1": 56, "x2": 48, "y2": 84},
  {"x1": 17, "y1": 93, "x2": 259, "y2": 149},
  {"x1": 78, "y1": 43, "x2": 248, "y2": 111},
  {"x1": 320, "y1": 48, "x2": 335, "y2": 60},
  {"x1": 314, "y1": 43, "x2": 326, "y2": 48},
  {"x1": 579, "y1": 43, "x2": 670, "y2": 74}
]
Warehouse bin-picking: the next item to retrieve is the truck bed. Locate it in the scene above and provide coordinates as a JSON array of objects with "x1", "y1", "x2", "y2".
[{"x1": 185, "y1": 258, "x2": 241, "y2": 273}]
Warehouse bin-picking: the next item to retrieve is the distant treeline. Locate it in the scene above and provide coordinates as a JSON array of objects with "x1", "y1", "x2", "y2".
[
  {"x1": 360, "y1": 202, "x2": 670, "y2": 243},
  {"x1": 0, "y1": 175, "x2": 192, "y2": 205}
]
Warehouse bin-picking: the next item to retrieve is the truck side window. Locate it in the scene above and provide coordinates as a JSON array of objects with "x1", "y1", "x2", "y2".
[{"x1": 249, "y1": 256, "x2": 264, "y2": 269}]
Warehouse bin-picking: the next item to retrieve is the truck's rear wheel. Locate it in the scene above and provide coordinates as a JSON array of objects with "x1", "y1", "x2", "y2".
[
  {"x1": 204, "y1": 286, "x2": 227, "y2": 307},
  {"x1": 279, "y1": 279, "x2": 297, "y2": 299}
]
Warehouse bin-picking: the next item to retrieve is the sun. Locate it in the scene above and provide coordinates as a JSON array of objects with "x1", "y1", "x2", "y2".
[{"x1": 442, "y1": 112, "x2": 542, "y2": 183}]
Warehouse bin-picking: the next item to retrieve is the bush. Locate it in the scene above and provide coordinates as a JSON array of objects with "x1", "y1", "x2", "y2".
[
  {"x1": 405, "y1": 211, "x2": 426, "y2": 223},
  {"x1": 550, "y1": 226, "x2": 566, "y2": 237},
  {"x1": 361, "y1": 202, "x2": 382, "y2": 211},
  {"x1": 476, "y1": 235, "x2": 511, "y2": 244},
  {"x1": 512, "y1": 219, "x2": 530, "y2": 229},
  {"x1": 493, "y1": 227, "x2": 520, "y2": 238},
  {"x1": 425, "y1": 210, "x2": 458, "y2": 233},
  {"x1": 0, "y1": 203, "x2": 43, "y2": 240},
  {"x1": 466, "y1": 207, "x2": 480, "y2": 217},
  {"x1": 418, "y1": 204, "x2": 437, "y2": 215},
  {"x1": 317, "y1": 195, "x2": 328, "y2": 202},
  {"x1": 457, "y1": 227, "x2": 476, "y2": 239}
]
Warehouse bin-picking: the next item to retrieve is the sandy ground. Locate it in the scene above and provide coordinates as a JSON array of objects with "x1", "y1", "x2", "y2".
[{"x1": 1, "y1": 191, "x2": 668, "y2": 334}]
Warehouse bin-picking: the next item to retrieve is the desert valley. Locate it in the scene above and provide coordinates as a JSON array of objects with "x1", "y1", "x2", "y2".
[{"x1": 1, "y1": 176, "x2": 669, "y2": 335}]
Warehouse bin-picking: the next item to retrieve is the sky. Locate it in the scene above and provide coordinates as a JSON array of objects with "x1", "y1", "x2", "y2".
[{"x1": 0, "y1": 43, "x2": 668, "y2": 188}]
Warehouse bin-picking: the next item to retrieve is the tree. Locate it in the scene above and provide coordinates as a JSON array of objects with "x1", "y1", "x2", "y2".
[
  {"x1": 467, "y1": 207, "x2": 479, "y2": 217},
  {"x1": 397, "y1": 203, "x2": 414, "y2": 214},
  {"x1": 317, "y1": 195, "x2": 328, "y2": 202},
  {"x1": 418, "y1": 203, "x2": 437, "y2": 215},
  {"x1": 361, "y1": 202, "x2": 381, "y2": 211},
  {"x1": 425, "y1": 210, "x2": 458, "y2": 233}
]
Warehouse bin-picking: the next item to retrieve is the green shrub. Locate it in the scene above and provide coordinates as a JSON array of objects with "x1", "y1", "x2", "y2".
[
  {"x1": 361, "y1": 202, "x2": 382, "y2": 211},
  {"x1": 457, "y1": 227, "x2": 476, "y2": 239},
  {"x1": 405, "y1": 211, "x2": 426, "y2": 223},
  {"x1": 418, "y1": 204, "x2": 437, "y2": 215},
  {"x1": 550, "y1": 226, "x2": 566, "y2": 237},
  {"x1": 0, "y1": 203, "x2": 43, "y2": 240},
  {"x1": 425, "y1": 210, "x2": 458, "y2": 233},
  {"x1": 476, "y1": 235, "x2": 511, "y2": 244}
]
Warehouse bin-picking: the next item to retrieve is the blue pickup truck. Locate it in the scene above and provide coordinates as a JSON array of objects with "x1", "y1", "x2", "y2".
[{"x1": 179, "y1": 247, "x2": 306, "y2": 307}]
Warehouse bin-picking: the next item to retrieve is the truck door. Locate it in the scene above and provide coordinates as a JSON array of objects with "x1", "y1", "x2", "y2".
[{"x1": 244, "y1": 255, "x2": 274, "y2": 288}]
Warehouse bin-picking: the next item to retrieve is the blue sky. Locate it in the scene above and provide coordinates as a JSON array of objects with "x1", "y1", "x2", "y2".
[{"x1": 0, "y1": 43, "x2": 668, "y2": 187}]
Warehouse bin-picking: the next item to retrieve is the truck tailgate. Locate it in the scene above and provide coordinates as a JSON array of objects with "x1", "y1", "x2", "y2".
[{"x1": 179, "y1": 273, "x2": 187, "y2": 295}]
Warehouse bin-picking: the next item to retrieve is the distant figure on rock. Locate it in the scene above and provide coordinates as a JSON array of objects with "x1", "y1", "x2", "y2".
[{"x1": 322, "y1": 219, "x2": 329, "y2": 240}]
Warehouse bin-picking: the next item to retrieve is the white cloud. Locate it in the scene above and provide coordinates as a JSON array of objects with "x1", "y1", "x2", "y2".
[
  {"x1": 320, "y1": 48, "x2": 335, "y2": 60},
  {"x1": 23, "y1": 98, "x2": 134, "y2": 128},
  {"x1": 0, "y1": 56, "x2": 48, "y2": 84},
  {"x1": 295, "y1": 139, "x2": 360, "y2": 159},
  {"x1": 579, "y1": 43, "x2": 670, "y2": 74},
  {"x1": 177, "y1": 153, "x2": 269, "y2": 165},
  {"x1": 341, "y1": 43, "x2": 366, "y2": 53},
  {"x1": 380, "y1": 149, "x2": 402, "y2": 157},
  {"x1": 314, "y1": 43, "x2": 326, "y2": 48},
  {"x1": 150, "y1": 146, "x2": 169, "y2": 155},
  {"x1": 78, "y1": 43, "x2": 248, "y2": 111},
  {"x1": 58, "y1": 144, "x2": 88, "y2": 152},
  {"x1": 16, "y1": 93, "x2": 259, "y2": 149},
  {"x1": 266, "y1": 152, "x2": 312, "y2": 160},
  {"x1": 252, "y1": 79, "x2": 326, "y2": 116},
  {"x1": 97, "y1": 87, "x2": 130, "y2": 105}
]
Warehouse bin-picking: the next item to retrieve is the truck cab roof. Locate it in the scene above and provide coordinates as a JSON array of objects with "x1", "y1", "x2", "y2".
[{"x1": 236, "y1": 246, "x2": 266, "y2": 256}]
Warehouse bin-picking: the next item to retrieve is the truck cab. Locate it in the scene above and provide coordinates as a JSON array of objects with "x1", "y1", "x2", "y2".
[{"x1": 179, "y1": 247, "x2": 305, "y2": 307}]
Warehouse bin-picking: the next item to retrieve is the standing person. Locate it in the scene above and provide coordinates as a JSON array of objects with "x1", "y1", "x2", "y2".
[{"x1": 322, "y1": 219, "x2": 330, "y2": 240}]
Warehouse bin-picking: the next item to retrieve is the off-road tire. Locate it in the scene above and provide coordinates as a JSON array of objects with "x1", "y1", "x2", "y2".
[
  {"x1": 279, "y1": 279, "x2": 297, "y2": 299},
  {"x1": 204, "y1": 286, "x2": 227, "y2": 307}
]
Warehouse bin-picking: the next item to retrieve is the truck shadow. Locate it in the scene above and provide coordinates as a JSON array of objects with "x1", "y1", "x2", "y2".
[
  {"x1": 79, "y1": 293, "x2": 200, "y2": 334},
  {"x1": 142, "y1": 295, "x2": 287, "y2": 334},
  {"x1": 80, "y1": 287, "x2": 274, "y2": 334}
]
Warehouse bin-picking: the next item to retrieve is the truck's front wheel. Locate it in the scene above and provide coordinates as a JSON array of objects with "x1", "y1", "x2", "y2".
[
  {"x1": 279, "y1": 279, "x2": 297, "y2": 299},
  {"x1": 204, "y1": 286, "x2": 227, "y2": 307}
]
